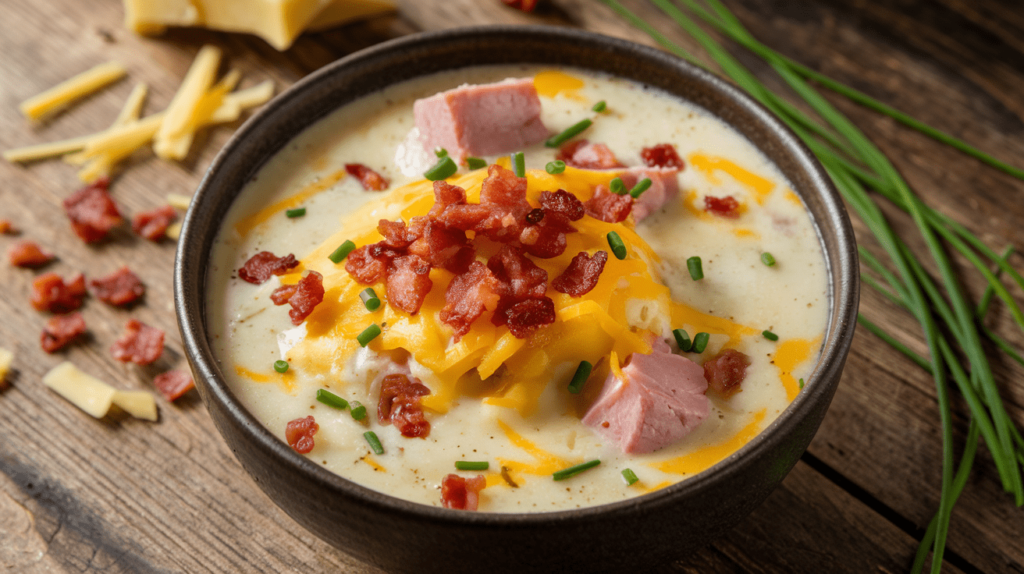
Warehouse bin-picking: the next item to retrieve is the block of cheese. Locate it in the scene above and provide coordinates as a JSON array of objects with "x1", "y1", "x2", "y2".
[
  {"x1": 112, "y1": 390, "x2": 159, "y2": 421},
  {"x1": 124, "y1": 0, "x2": 395, "y2": 50},
  {"x1": 0, "y1": 347, "x2": 12, "y2": 385},
  {"x1": 43, "y1": 362, "x2": 117, "y2": 419}
]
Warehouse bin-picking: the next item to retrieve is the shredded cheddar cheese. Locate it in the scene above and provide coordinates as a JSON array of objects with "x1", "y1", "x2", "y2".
[{"x1": 20, "y1": 62, "x2": 127, "y2": 121}]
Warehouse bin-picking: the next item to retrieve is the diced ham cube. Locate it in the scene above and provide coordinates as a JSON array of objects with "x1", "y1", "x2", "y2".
[
  {"x1": 414, "y1": 78, "x2": 549, "y2": 162},
  {"x1": 620, "y1": 167, "x2": 680, "y2": 223},
  {"x1": 582, "y1": 344, "x2": 709, "y2": 454}
]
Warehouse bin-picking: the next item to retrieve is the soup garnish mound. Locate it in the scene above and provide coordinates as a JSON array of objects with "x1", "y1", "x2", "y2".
[{"x1": 208, "y1": 66, "x2": 828, "y2": 512}]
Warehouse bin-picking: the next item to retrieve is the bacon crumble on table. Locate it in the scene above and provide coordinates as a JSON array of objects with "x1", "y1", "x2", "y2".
[
  {"x1": 153, "y1": 370, "x2": 195, "y2": 402},
  {"x1": 8, "y1": 240, "x2": 54, "y2": 267},
  {"x1": 270, "y1": 271, "x2": 325, "y2": 325},
  {"x1": 31, "y1": 272, "x2": 86, "y2": 313},
  {"x1": 500, "y1": 0, "x2": 539, "y2": 12},
  {"x1": 345, "y1": 163, "x2": 389, "y2": 191},
  {"x1": 132, "y1": 205, "x2": 177, "y2": 241},
  {"x1": 40, "y1": 312, "x2": 87, "y2": 353},
  {"x1": 552, "y1": 250, "x2": 609, "y2": 297},
  {"x1": 556, "y1": 140, "x2": 624, "y2": 170},
  {"x1": 89, "y1": 266, "x2": 145, "y2": 306},
  {"x1": 704, "y1": 195, "x2": 741, "y2": 218},
  {"x1": 441, "y1": 473, "x2": 486, "y2": 510},
  {"x1": 110, "y1": 319, "x2": 164, "y2": 365},
  {"x1": 285, "y1": 415, "x2": 318, "y2": 454},
  {"x1": 703, "y1": 348, "x2": 752, "y2": 397},
  {"x1": 0, "y1": 220, "x2": 19, "y2": 235},
  {"x1": 238, "y1": 251, "x2": 299, "y2": 284},
  {"x1": 640, "y1": 143, "x2": 685, "y2": 170},
  {"x1": 63, "y1": 177, "x2": 122, "y2": 243},
  {"x1": 377, "y1": 373, "x2": 431, "y2": 438}
]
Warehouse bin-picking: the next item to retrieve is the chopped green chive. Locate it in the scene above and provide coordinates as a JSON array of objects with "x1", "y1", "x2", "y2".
[
  {"x1": 762, "y1": 330, "x2": 779, "y2": 341},
  {"x1": 357, "y1": 324, "x2": 381, "y2": 347},
  {"x1": 364, "y1": 431, "x2": 384, "y2": 455},
  {"x1": 609, "y1": 177, "x2": 626, "y2": 195},
  {"x1": 687, "y1": 256, "x2": 704, "y2": 280},
  {"x1": 592, "y1": 100, "x2": 607, "y2": 113},
  {"x1": 673, "y1": 329, "x2": 692, "y2": 352},
  {"x1": 545, "y1": 160, "x2": 566, "y2": 175},
  {"x1": 273, "y1": 360, "x2": 289, "y2": 373},
  {"x1": 621, "y1": 468, "x2": 639, "y2": 486},
  {"x1": 316, "y1": 389, "x2": 349, "y2": 410},
  {"x1": 455, "y1": 461, "x2": 489, "y2": 471},
  {"x1": 628, "y1": 178, "x2": 652, "y2": 198},
  {"x1": 360, "y1": 288, "x2": 381, "y2": 311},
  {"x1": 553, "y1": 459, "x2": 601, "y2": 481},
  {"x1": 285, "y1": 207, "x2": 306, "y2": 218},
  {"x1": 350, "y1": 401, "x2": 367, "y2": 421},
  {"x1": 692, "y1": 332, "x2": 710, "y2": 354},
  {"x1": 466, "y1": 157, "x2": 487, "y2": 170},
  {"x1": 511, "y1": 151, "x2": 526, "y2": 177},
  {"x1": 435, "y1": 148, "x2": 448, "y2": 158},
  {"x1": 567, "y1": 360, "x2": 593, "y2": 394},
  {"x1": 328, "y1": 240, "x2": 356, "y2": 264},
  {"x1": 607, "y1": 231, "x2": 627, "y2": 260},
  {"x1": 545, "y1": 118, "x2": 593, "y2": 148},
  {"x1": 798, "y1": 378, "x2": 805, "y2": 389},
  {"x1": 761, "y1": 252, "x2": 776, "y2": 267},
  {"x1": 424, "y1": 156, "x2": 458, "y2": 181}
]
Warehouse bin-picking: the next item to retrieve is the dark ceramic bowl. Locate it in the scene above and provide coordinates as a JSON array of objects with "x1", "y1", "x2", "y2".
[{"x1": 175, "y1": 25, "x2": 858, "y2": 573}]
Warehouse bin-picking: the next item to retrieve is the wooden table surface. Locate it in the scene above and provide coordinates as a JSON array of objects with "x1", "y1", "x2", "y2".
[{"x1": 2, "y1": 0, "x2": 1023, "y2": 572}]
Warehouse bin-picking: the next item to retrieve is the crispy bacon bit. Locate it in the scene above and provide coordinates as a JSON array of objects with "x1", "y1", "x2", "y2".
[
  {"x1": 640, "y1": 143, "x2": 685, "y2": 169},
  {"x1": 378, "y1": 219, "x2": 417, "y2": 249},
  {"x1": 428, "y1": 180, "x2": 468, "y2": 217},
  {"x1": 441, "y1": 474, "x2": 486, "y2": 510},
  {"x1": 703, "y1": 348, "x2": 751, "y2": 397},
  {"x1": 585, "y1": 186, "x2": 633, "y2": 223},
  {"x1": 345, "y1": 163, "x2": 389, "y2": 191},
  {"x1": 238, "y1": 251, "x2": 299, "y2": 285},
  {"x1": 285, "y1": 416, "x2": 319, "y2": 454},
  {"x1": 0, "y1": 220, "x2": 18, "y2": 235},
  {"x1": 63, "y1": 177, "x2": 122, "y2": 243},
  {"x1": 377, "y1": 373, "x2": 432, "y2": 438},
  {"x1": 539, "y1": 189, "x2": 585, "y2": 221},
  {"x1": 31, "y1": 272, "x2": 86, "y2": 313},
  {"x1": 345, "y1": 243, "x2": 400, "y2": 284},
  {"x1": 488, "y1": 245, "x2": 548, "y2": 302},
  {"x1": 8, "y1": 240, "x2": 54, "y2": 267},
  {"x1": 386, "y1": 255, "x2": 433, "y2": 315},
  {"x1": 153, "y1": 370, "x2": 195, "y2": 401},
  {"x1": 89, "y1": 266, "x2": 145, "y2": 306},
  {"x1": 502, "y1": 297, "x2": 556, "y2": 338},
  {"x1": 440, "y1": 261, "x2": 501, "y2": 340},
  {"x1": 275, "y1": 271, "x2": 325, "y2": 325},
  {"x1": 131, "y1": 205, "x2": 176, "y2": 241},
  {"x1": 704, "y1": 195, "x2": 741, "y2": 218},
  {"x1": 110, "y1": 319, "x2": 164, "y2": 365},
  {"x1": 552, "y1": 250, "x2": 608, "y2": 297},
  {"x1": 525, "y1": 208, "x2": 545, "y2": 224},
  {"x1": 40, "y1": 312, "x2": 86, "y2": 353},
  {"x1": 407, "y1": 219, "x2": 474, "y2": 273},
  {"x1": 556, "y1": 140, "x2": 623, "y2": 170}
]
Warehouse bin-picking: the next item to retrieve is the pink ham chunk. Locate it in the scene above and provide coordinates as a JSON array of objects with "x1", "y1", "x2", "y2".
[
  {"x1": 414, "y1": 78, "x2": 550, "y2": 162},
  {"x1": 620, "y1": 167, "x2": 680, "y2": 223},
  {"x1": 582, "y1": 341, "x2": 709, "y2": 454}
]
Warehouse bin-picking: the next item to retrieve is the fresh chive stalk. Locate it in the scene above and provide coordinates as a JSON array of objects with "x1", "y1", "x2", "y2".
[
  {"x1": 592, "y1": 100, "x2": 607, "y2": 112},
  {"x1": 435, "y1": 148, "x2": 448, "y2": 158},
  {"x1": 316, "y1": 389, "x2": 349, "y2": 410},
  {"x1": 621, "y1": 468, "x2": 639, "y2": 486},
  {"x1": 761, "y1": 252, "x2": 776, "y2": 266},
  {"x1": 673, "y1": 328, "x2": 692, "y2": 352},
  {"x1": 350, "y1": 401, "x2": 366, "y2": 421},
  {"x1": 285, "y1": 207, "x2": 306, "y2": 218},
  {"x1": 609, "y1": 177, "x2": 626, "y2": 195},
  {"x1": 364, "y1": 431, "x2": 384, "y2": 455},
  {"x1": 552, "y1": 459, "x2": 601, "y2": 481},
  {"x1": 687, "y1": 256, "x2": 703, "y2": 280},
  {"x1": 455, "y1": 461, "x2": 489, "y2": 471},
  {"x1": 424, "y1": 156, "x2": 457, "y2": 181},
  {"x1": 273, "y1": 360, "x2": 289, "y2": 373},
  {"x1": 546, "y1": 160, "x2": 566, "y2": 174},
  {"x1": 545, "y1": 119, "x2": 593, "y2": 148},
  {"x1": 466, "y1": 157, "x2": 487, "y2": 170},
  {"x1": 567, "y1": 361, "x2": 593, "y2": 394},
  {"x1": 762, "y1": 330, "x2": 779, "y2": 341},
  {"x1": 511, "y1": 151, "x2": 526, "y2": 177},
  {"x1": 628, "y1": 178, "x2": 652, "y2": 198},
  {"x1": 607, "y1": 232, "x2": 627, "y2": 260},
  {"x1": 798, "y1": 378, "x2": 805, "y2": 389},
  {"x1": 691, "y1": 332, "x2": 710, "y2": 354},
  {"x1": 360, "y1": 288, "x2": 381, "y2": 311},
  {"x1": 357, "y1": 324, "x2": 381, "y2": 347},
  {"x1": 328, "y1": 240, "x2": 356, "y2": 264}
]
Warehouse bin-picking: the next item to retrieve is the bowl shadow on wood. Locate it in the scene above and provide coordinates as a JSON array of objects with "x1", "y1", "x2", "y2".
[{"x1": 174, "y1": 25, "x2": 859, "y2": 574}]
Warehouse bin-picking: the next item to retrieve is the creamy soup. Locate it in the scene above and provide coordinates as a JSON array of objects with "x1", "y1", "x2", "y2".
[{"x1": 206, "y1": 66, "x2": 828, "y2": 512}]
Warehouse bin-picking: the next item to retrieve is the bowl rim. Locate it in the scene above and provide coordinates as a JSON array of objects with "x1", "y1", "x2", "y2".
[{"x1": 174, "y1": 24, "x2": 858, "y2": 526}]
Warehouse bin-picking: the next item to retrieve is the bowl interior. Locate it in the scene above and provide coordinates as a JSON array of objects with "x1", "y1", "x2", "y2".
[{"x1": 175, "y1": 25, "x2": 857, "y2": 528}]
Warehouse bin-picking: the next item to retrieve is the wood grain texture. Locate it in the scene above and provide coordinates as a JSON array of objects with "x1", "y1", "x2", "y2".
[{"x1": 1, "y1": 0, "x2": 1022, "y2": 572}]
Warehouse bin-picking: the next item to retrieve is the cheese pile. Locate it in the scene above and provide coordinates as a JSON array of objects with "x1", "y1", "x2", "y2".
[
  {"x1": 4, "y1": 47, "x2": 274, "y2": 183},
  {"x1": 43, "y1": 362, "x2": 158, "y2": 421},
  {"x1": 124, "y1": 0, "x2": 396, "y2": 50},
  {"x1": 284, "y1": 165, "x2": 755, "y2": 416}
]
